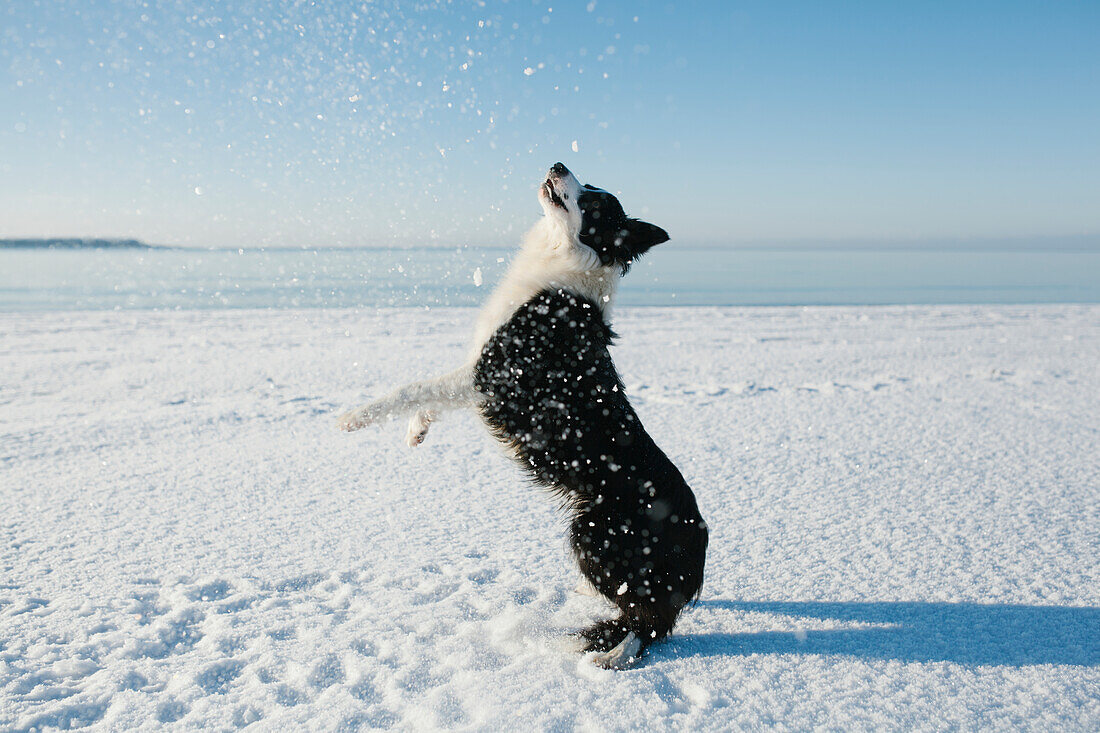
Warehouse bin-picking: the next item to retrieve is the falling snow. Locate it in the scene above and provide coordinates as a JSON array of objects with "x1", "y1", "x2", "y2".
[{"x1": 2, "y1": 1, "x2": 653, "y2": 248}]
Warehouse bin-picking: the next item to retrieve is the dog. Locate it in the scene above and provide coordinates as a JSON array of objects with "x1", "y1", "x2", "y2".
[{"x1": 338, "y1": 163, "x2": 707, "y2": 668}]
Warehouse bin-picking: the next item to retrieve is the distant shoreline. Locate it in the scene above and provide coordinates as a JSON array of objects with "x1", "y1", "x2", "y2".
[{"x1": 0, "y1": 238, "x2": 156, "y2": 250}]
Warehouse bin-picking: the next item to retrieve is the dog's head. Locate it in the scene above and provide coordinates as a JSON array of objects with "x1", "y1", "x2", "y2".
[{"x1": 538, "y1": 162, "x2": 669, "y2": 271}]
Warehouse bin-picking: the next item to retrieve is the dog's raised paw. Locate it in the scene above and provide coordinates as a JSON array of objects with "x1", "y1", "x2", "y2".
[
  {"x1": 405, "y1": 427, "x2": 427, "y2": 447},
  {"x1": 405, "y1": 411, "x2": 433, "y2": 448},
  {"x1": 337, "y1": 410, "x2": 365, "y2": 432}
]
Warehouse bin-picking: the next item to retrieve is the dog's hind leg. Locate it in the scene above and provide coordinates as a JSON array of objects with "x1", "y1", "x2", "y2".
[
  {"x1": 577, "y1": 617, "x2": 633, "y2": 653},
  {"x1": 338, "y1": 366, "x2": 478, "y2": 433}
]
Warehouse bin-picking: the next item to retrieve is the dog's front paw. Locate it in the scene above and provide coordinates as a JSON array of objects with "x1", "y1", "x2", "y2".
[
  {"x1": 405, "y1": 410, "x2": 433, "y2": 448},
  {"x1": 338, "y1": 409, "x2": 368, "y2": 432}
]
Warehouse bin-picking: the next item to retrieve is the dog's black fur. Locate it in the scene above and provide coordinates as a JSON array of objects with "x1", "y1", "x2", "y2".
[
  {"x1": 473, "y1": 181, "x2": 708, "y2": 661},
  {"x1": 575, "y1": 183, "x2": 670, "y2": 272}
]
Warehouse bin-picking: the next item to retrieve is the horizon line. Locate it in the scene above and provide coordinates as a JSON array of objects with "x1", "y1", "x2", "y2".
[{"x1": 4, "y1": 233, "x2": 1100, "y2": 253}]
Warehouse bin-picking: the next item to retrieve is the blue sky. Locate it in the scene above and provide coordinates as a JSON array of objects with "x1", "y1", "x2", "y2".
[{"x1": 1, "y1": 0, "x2": 1097, "y2": 248}]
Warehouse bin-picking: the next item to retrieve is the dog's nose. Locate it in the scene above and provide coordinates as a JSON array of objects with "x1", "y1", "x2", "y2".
[{"x1": 551, "y1": 162, "x2": 569, "y2": 176}]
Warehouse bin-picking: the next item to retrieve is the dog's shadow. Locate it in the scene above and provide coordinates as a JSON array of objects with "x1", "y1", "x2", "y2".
[{"x1": 661, "y1": 599, "x2": 1100, "y2": 667}]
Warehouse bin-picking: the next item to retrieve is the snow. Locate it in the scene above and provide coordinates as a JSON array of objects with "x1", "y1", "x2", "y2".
[{"x1": 2, "y1": 305, "x2": 1099, "y2": 730}]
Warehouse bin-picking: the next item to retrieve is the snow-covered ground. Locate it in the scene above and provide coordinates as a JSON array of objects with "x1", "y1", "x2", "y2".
[{"x1": 2, "y1": 305, "x2": 1098, "y2": 730}]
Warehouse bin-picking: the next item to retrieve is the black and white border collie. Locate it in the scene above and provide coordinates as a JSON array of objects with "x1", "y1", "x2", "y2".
[{"x1": 338, "y1": 163, "x2": 707, "y2": 668}]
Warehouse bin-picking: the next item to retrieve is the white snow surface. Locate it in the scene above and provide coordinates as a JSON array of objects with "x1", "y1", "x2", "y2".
[{"x1": 2, "y1": 305, "x2": 1099, "y2": 730}]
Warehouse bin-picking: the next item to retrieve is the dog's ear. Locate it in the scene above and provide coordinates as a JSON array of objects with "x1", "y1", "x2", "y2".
[{"x1": 617, "y1": 219, "x2": 669, "y2": 262}]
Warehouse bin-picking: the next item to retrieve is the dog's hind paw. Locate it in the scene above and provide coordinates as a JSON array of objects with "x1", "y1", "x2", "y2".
[
  {"x1": 588, "y1": 632, "x2": 642, "y2": 670},
  {"x1": 573, "y1": 578, "x2": 600, "y2": 597}
]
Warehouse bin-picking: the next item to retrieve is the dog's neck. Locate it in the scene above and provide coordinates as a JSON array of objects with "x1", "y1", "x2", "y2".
[{"x1": 469, "y1": 216, "x2": 621, "y2": 358}]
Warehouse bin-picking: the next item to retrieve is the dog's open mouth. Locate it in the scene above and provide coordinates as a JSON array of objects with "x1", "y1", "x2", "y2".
[{"x1": 543, "y1": 179, "x2": 567, "y2": 210}]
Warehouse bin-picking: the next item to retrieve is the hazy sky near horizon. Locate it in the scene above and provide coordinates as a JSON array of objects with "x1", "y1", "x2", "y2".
[{"x1": 2, "y1": 1, "x2": 1098, "y2": 248}]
